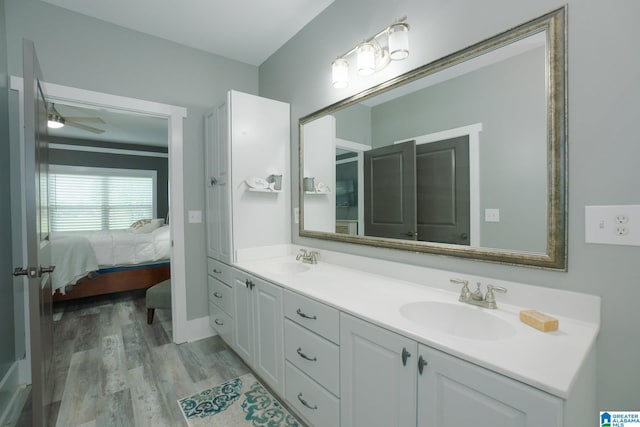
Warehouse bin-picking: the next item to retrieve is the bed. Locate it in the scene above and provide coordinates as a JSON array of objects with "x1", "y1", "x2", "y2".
[{"x1": 51, "y1": 224, "x2": 171, "y2": 301}]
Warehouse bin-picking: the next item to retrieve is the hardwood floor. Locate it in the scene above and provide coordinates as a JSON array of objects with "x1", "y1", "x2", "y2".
[{"x1": 24, "y1": 290, "x2": 251, "y2": 426}]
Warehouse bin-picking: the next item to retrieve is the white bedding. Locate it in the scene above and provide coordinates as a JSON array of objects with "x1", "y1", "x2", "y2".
[
  {"x1": 51, "y1": 235, "x2": 100, "y2": 294},
  {"x1": 51, "y1": 225, "x2": 171, "y2": 293}
]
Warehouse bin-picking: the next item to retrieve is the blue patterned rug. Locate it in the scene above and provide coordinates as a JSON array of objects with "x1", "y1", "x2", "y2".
[{"x1": 178, "y1": 373, "x2": 300, "y2": 426}]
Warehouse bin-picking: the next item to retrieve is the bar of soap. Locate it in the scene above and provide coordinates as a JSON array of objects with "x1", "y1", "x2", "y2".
[{"x1": 519, "y1": 310, "x2": 559, "y2": 332}]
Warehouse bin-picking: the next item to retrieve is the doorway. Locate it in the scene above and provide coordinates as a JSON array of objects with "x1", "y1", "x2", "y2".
[{"x1": 9, "y1": 78, "x2": 190, "y2": 360}]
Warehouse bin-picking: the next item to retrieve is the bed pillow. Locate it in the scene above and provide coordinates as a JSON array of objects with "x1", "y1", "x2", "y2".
[{"x1": 129, "y1": 218, "x2": 164, "y2": 234}]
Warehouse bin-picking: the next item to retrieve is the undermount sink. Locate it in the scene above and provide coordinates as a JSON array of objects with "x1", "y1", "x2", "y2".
[
  {"x1": 399, "y1": 301, "x2": 517, "y2": 340},
  {"x1": 262, "y1": 261, "x2": 310, "y2": 275}
]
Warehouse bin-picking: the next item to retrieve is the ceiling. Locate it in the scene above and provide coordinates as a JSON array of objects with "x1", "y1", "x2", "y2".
[
  {"x1": 40, "y1": 0, "x2": 334, "y2": 66},
  {"x1": 48, "y1": 101, "x2": 169, "y2": 147}
]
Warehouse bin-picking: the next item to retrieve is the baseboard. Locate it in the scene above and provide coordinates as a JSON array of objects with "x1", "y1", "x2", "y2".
[{"x1": 175, "y1": 315, "x2": 216, "y2": 343}]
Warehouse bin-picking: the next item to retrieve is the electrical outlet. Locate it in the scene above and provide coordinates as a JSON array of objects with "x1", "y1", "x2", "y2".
[
  {"x1": 616, "y1": 214, "x2": 629, "y2": 224},
  {"x1": 585, "y1": 205, "x2": 640, "y2": 246},
  {"x1": 615, "y1": 226, "x2": 629, "y2": 236}
]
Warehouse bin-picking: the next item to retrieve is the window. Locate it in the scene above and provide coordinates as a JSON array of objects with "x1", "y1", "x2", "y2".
[{"x1": 49, "y1": 165, "x2": 157, "y2": 231}]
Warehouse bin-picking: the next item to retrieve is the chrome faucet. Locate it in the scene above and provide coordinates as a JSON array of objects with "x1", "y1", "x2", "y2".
[
  {"x1": 296, "y1": 249, "x2": 319, "y2": 264},
  {"x1": 450, "y1": 278, "x2": 507, "y2": 309}
]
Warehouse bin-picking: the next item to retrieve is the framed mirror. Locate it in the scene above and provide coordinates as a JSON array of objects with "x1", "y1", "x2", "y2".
[{"x1": 299, "y1": 7, "x2": 567, "y2": 270}]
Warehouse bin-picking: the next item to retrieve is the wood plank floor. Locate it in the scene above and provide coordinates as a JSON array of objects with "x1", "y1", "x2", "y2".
[{"x1": 20, "y1": 290, "x2": 252, "y2": 426}]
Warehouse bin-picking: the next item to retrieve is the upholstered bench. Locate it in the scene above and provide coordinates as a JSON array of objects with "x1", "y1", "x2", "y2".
[{"x1": 146, "y1": 279, "x2": 171, "y2": 324}]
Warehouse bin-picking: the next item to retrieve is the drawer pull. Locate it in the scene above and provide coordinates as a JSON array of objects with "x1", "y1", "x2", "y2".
[
  {"x1": 296, "y1": 308, "x2": 317, "y2": 320},
  {"x1": 212, "y1": 269, "x2": 222, "y2": 274},
  {"x1": 214, "y1": 319, "x2": 224, "y2": 326},
  {"x1": 296, "y1": 347, "x2": 317, "y2": 362},
  {"x1": 213, "y1": 292, "x2": 223, "y2": 298},
  {"x1": 297, "y1": 393, "x2": 318, "y2": 410}
]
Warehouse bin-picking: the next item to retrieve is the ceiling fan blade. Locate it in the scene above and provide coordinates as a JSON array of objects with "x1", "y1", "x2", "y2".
[
  {"x1": 62, "y1": 116, "x2": 106, "y2": 124},
  {"x1": 65, "y1": 121, "x2": 105, "y2": 134}
]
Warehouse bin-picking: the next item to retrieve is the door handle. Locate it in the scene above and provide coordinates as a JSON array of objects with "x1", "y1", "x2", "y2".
[
  {"x1": 13, "y1": 267, "x2": 38, "y2": 278},
  {"x1": 460, "y1": 233, "x2": 468, "y2": 240},
  {"x1": 39, "y1": 265, "x2": 55, "y2": 274},
  {"x1": 402, "y1": 231, "x2": 417, "y2": 237}
]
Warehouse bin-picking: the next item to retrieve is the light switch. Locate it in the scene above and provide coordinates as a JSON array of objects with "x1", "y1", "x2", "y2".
[
  {"x1": 188, "y1": 210, "x2": 202, "y2": 224},
  {"x1": 485, "y1": 208, "x2": 500, "y2": 223},
  {"x1": 585, "y1": 205, "x2": 640, "y2": 246},
  {"x1": 294, "y1": 208, "x2": 300, "y2": 224}
]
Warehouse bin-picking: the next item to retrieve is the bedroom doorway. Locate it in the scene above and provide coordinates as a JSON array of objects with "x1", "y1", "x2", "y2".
[{"x1": 10, "y1": 78, "x2": 190, "y2": 353}]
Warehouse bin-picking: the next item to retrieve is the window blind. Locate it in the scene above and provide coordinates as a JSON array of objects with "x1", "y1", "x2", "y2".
[{"x1": 49, "y1": 166, "x2": 156, "y2": 231}]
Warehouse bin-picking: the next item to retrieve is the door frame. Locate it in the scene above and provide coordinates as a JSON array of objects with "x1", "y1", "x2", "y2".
[
  {"x1": 10, "y1": 77, "x2": 194, "y2": 353},
  {"x1": 394, "y1": 123, "x2": 482, "y2": 247}
]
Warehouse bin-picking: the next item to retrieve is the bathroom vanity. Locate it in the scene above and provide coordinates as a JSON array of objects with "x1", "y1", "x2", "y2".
[{"x1": 206, "y1": 245, "x2": 599, "y2": 427}]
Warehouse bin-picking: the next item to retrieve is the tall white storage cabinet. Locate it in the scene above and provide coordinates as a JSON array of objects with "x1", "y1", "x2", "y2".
[
  {"x1": 205, "y1": 90, "x2": 291, "y2": 263},
  {"x1": 205, "y1": 90, "x2": 290, "y2": 348}
]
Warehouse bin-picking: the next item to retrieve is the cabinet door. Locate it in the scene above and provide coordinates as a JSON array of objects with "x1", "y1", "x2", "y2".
[
  {"x1": 340, "y1": 313, "x2": 418, "y2": 427},
  {"x1": 232, "y1": 271, "x2": 253, "y2": 363},
  {"x1": 417, "y1": 345, "x2": 563, "y2": 427},
  {"x1": 204, "y1": 102, "x2": 232, "y2": 263},
  {"x1": 252, "y1": 276, "x2": 284, "y2": 396}
]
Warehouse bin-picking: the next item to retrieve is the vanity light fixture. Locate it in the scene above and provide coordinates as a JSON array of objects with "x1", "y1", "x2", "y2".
[
  {"x1": 47, "y1": 113, "x2": 65, "y2": 129},
  {"x1": 331, "y1": 17, "x2": 409, "y2": 88}
]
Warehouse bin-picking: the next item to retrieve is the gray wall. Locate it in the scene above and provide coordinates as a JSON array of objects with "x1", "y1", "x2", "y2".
[
  {"x1": 5, "y1": 0, "x2": 258, "y2": 321},
  {"x1": 260, "y1": 0, "x2": 640, "y2": 411},
  {"x1": 49, "y1": 138, "x2": 170, "y2": 221},
  {"x1": 0, "y1": 0, "x2": 16, "y2": 383},
  {"x1": 370, "y1": 47, "x2": 547, "y2": 252},
  {"x1": 334, "y1": 103, "x2": 372, "y2": 145}
]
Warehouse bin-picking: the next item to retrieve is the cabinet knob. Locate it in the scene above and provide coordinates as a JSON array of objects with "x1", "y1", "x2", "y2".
[
  {"x1": 418, "y1": 355, "x2": 428, "y2": 375},
  {"x1": 402, "y1": 347, "x2": 411, "y2": 366}
]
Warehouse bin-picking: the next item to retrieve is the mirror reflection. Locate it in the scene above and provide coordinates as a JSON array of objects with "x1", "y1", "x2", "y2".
[
  {"x1": 303, "y1": 32, "x2": 547, "y2": 253},
  {"x1": 299, "y1": 7, "x2": 567, "y2": 269}
]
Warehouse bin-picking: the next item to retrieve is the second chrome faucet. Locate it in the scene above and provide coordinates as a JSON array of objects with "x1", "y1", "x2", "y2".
[{"x1": 450, "y1": 278, "x2": 507, "y2": 309}]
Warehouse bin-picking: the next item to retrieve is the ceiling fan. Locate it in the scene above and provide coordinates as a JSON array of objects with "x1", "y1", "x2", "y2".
[{"x1": 47, "y1": 103, "x2": 106, "y2": 134}]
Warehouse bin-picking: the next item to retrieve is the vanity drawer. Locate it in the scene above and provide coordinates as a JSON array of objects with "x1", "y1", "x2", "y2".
[
  {"x1": 285, "y1": 361, "x2": 339, "y2": 427},
  {"x1": 284, "y1": 290, "x2": 339, "y2": 344},
  {"x1": 209, "y1": 302, "x2": 233, "y2": 345},
  {"x1": 284, "y1": 319, "x2": 340, "y2": 396},
  {"x1": 207, "y1": 275, "x2": 233, "y2": 316},
  {"x1": 207, "y1": 257, "x2": 232, "y2": 284}
]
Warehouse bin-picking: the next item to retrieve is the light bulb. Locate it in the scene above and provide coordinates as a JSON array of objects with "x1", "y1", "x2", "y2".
[
  {"x1": 388, "y1": 23, "x2": 409, "y2": 60},
  {"x1": 356, "y1": 42, "x2": 375, "y2": 76},
  {"x1": 332, "y1": 58, "x2": 349, "y2": 88}
]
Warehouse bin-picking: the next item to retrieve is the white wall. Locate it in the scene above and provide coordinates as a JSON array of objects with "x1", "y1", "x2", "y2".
[
  {"x1": 259, "y1": 0, "x2": 640, "y2": 411},
  {"x1": 5, "y1": 0, "x2": 259, "y2": 321}
]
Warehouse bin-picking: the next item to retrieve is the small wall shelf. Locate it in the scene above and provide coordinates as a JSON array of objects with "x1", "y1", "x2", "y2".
[{"x1": 248, "y1": 188, "x2": 282, "y2": 193}]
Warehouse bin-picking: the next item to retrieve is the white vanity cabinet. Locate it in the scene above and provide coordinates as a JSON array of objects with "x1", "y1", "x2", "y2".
[
  {"x1": 232, "y1": 269, "x2": 285, "y2": 396},
  {"x1": 206, "y1": 258, "x2": 234, "y2": 347},
  {"x1": 283, "y1": 290, "x2": 341, "y2": 426},
  {"x1": 340, "y1": 313, "x2": 564, "y2": 427},
  {"x1": 340, "y1": 313, "x2": 417, "y2": 427},
  {"x1": 417, "y1": 345, "x2": 563, "y2": 427}
]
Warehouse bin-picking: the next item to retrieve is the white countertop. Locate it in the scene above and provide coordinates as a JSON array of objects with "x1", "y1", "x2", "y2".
[{"x1": 234, "y1": 245, "x2": 600, "y2": 399}]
